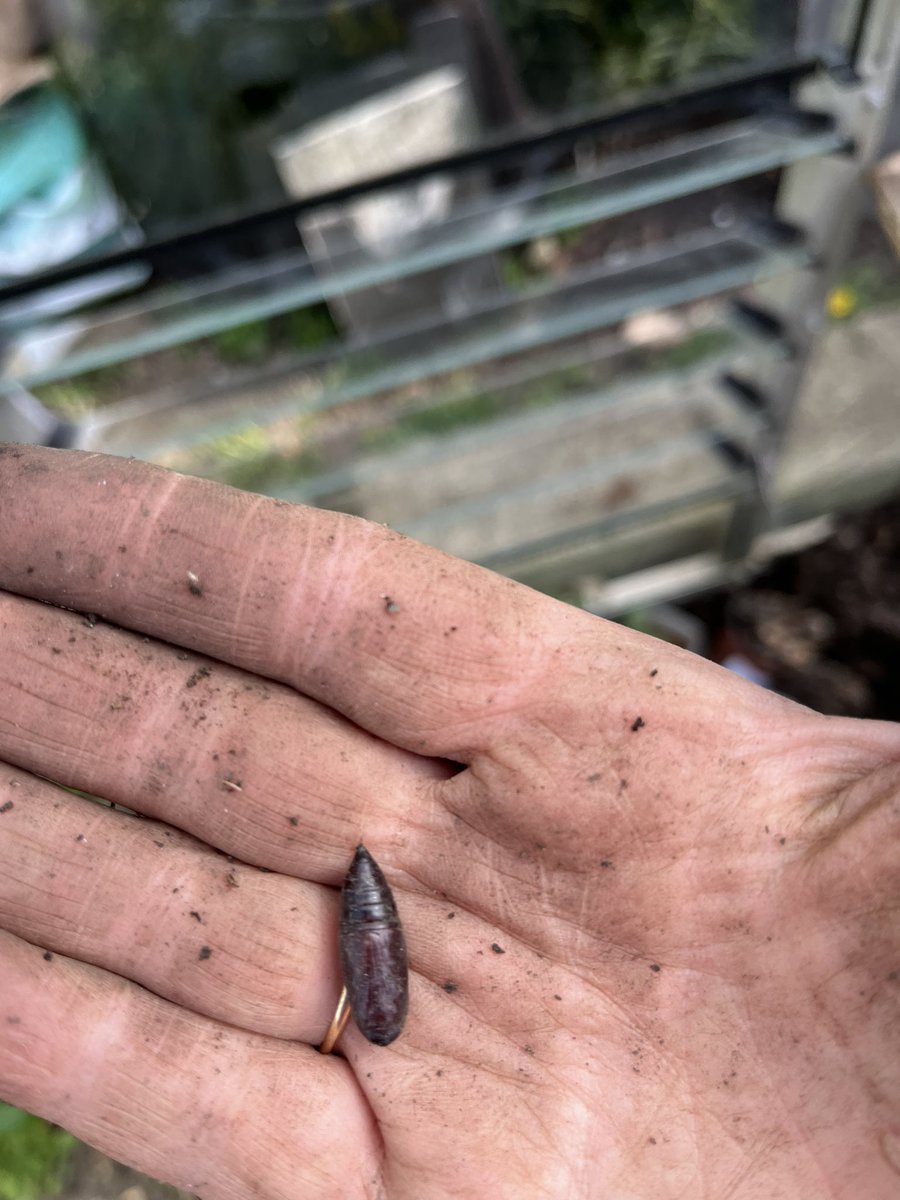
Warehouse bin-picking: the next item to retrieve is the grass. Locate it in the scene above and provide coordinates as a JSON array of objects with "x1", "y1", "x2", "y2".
[
  {"x1": 32, "y1": 304, "x2": 339, "y2": 416},
  {"x1": 32, "y1": 380, "x2": 98, "y2": 420},
  {"x1": 212, "y1": 320, "x2": 272, "y2": 364},
  {"x1": 0, "y1": 1106, "x2": 75, "y2": 1200},
  {"x1": 181, "y1": 418, "x2": 324, "y2": 493},
  {"x1": 648, "y1": 325, "x2": 734, "y2": 368},
  {"x1": 363, "y1": 327, "x2": 733, "y2": 452},
  {"x1": 187, "y1": 319, "x2": 737, "y2": 497},
  {"x1": 827, "y1": 260, "x2": 900, "y2": 322},
  {"x1": 211, "y1": 306, "x2": 338, "y2": 365},
  {"x1": 361, "y1": 390, "x2": 510, "y2": 450}
]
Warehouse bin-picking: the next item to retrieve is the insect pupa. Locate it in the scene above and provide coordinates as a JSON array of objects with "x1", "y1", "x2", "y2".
[{"x1": 339, "y1": 843, "x2": 409, "y2": 1046}]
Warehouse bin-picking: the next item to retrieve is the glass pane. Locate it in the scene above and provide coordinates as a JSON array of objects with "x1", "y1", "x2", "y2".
[
  {"x1": 66, "y1": 221, "x2": 803, "y2": 464},
  {"x1": 39, "y1": 1, "x2": 800, "y2": 251},
  {"x1": 0, "y1": 108, "x2": 834, "y2": 389}
]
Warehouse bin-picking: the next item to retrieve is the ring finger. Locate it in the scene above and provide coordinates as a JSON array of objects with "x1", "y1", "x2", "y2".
[
  {"x1": 0, "y1": 591, "x2": 448, "y2": 1041},
  {"x1": 0, "y1": 762, "x2": 340, "y2": 1042},
  {"x1": 0, "y1": 591, "x2": 450, "y2": 878}
]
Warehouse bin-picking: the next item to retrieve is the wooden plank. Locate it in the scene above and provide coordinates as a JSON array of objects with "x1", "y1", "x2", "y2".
[{"x1": 872, "y1": 151, "x2": 900, "y2": 258}]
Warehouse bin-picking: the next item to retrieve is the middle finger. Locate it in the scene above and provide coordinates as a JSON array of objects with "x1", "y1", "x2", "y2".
[
  {"x1": 0, "y1": 592, "x2": 448, "y2": 878},
  {"x1": 0, "y1": 764, "x2": 339, "y2": 1042}
]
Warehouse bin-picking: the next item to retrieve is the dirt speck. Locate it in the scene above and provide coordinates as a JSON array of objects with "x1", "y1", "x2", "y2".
[
  {"x1": 189, "y1": 911, "x2": 202, "y2": 923},
  {"x1": 649, "y1": 669, "x2": 658, "y2": 677},
  {"x1": 198, "y1": 946, "x2": 212, "y2": 961},
  {"x1": 0, "y1": 801, "x2": 14, "y2": 814},
  {"x1": 442, "y1": 980, "x2": 458, "y2": 994},
  {"x1": 185, "y1": 666, "x2": 211, "y2": 688},
  {"x1": 631, "y1": 716, "x2": 645, "y2": 732},
  {"x1": 490, "y1": 943, "x2": 505, "y2": 955},
  {"x1": 288, "y1": 816, "x2": 299, "y2": 827},
  {"x1": 650, "y1": 963, "x2": 661, "y2": 972}
]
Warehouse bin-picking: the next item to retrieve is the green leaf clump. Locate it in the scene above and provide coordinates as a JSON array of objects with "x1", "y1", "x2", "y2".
[{"x1": 0, "y1": 1105, "x2": 76, "y2": 1200}]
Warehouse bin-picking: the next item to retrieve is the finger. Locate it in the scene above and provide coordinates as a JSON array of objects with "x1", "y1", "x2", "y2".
[
  {"x1": 0, "y1": 761, "x2": 565, "y2": 1068},
  {"x1": 0, "y1": 592, "x2": 448, "y2": 877},
  {"x1": 0, "y1": 444, "x2": 800, "y2": 862},
  {"x1": 0, "y1": 444, "x2": 571, "y2": 759},
  {"x1": 0, "y1": 928, "x2": 381, "y2": 1200},
  {"x1": 0, "y1": 765, "x2": 340, "y2": 1042}
]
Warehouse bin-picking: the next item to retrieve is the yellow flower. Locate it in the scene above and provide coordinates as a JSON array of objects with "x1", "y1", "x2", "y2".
[{"x1": 826, "y1": 286, "x2": 857, "y2": 319}]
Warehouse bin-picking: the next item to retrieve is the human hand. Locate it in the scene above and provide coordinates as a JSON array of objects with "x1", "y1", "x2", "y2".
[{"x1": 0, "y1": 444, "x2": 898, "y2": 1199}]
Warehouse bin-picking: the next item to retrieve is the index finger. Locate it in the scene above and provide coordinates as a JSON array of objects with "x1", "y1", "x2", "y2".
[{"x1": 0, "y1": 443, "x2": 575, "y2": 759}]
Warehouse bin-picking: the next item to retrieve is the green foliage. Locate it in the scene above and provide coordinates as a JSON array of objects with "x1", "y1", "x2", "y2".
[
  {"x1": 831, "y1": 261, "x2": 900, "y2": 318},
  {"x1": 213, "y1": 320, "x2": 272, "y2": 364},
  {"x1": 32, "y1": 379, "x2": 98, "y2": 418},
  {"x1": 0, "y1": 1106, "x2": 75, "y2": 1200},
  {"x1": 204, "y1": 422, "x2": 273, "y2": 464},
  {"x1": 211, "y1": 306, "x2": 337, "y2": 364},
  {"x1": 53, "y1": 1, "x2": 244, "y2": 225},
  {"x1": 327, "y1": 0, "x2": 405, "y2": 62},
  {"x1": 499, "y1": 246, "x2": 542, "y2": 292},
  {"x1": 494, "y1": 0, "x2": 762, "y2": 111},
  {"x1": 650, "y1": 325, "x2": 734, "y2": 368},
  {"x1": 52, "y1": 1, "x2": 408, "y2": 229},
  {"x1": 282, "y1": 304, "x2": 338, "y2": 352},
  {"x1": 361, "y1": 390, "x2": 507, "y2": 451}
]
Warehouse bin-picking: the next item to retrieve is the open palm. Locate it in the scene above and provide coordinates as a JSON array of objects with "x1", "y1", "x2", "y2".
[{"x1": 1, "y1": 444, "x2": 898, "y2": 1199}]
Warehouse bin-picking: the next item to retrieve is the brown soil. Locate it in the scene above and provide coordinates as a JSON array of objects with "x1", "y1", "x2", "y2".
[{"x1": 690, "y1": 498, "x2": 900, "y2": 720}]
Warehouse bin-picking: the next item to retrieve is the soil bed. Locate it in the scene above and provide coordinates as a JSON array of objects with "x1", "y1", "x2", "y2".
[{"x1": 688, "y1": 498, "x2": 900, "y2": 720}]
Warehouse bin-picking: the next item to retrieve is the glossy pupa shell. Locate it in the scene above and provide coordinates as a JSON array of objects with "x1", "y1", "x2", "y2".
[{"x1": 339, "y1": 844, "x2": 409, "y2": 1046}]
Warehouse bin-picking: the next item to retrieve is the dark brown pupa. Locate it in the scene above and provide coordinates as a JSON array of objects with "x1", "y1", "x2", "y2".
[{"x1": 339, "y1": 843, "x2": 409, "y2": 1046}]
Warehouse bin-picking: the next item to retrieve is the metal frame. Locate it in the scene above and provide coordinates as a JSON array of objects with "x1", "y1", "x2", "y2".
[
  {"x1": 0, "y1": 56, "x2": 817, "y2": 305},
  {"x1": 717, "y1": 0, "x2": 900, "y2": 565},
  {"x1": 2, "y1": 4, "x2": 899, "y2": 610}
]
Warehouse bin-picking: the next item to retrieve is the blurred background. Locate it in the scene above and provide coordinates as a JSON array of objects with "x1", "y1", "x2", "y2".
[{"x1": 0, "y1": 2, "x2": 899, "y2": 1195}]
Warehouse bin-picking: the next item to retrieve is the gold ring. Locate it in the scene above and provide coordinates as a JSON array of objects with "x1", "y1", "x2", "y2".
[{"x1": 318, "y1": 985, "x2": 350, "y2": 1054}]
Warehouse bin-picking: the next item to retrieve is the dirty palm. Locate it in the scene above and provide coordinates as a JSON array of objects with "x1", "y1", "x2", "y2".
[{"x1": 0, "y1": 447, "x2": 898, "y2": 1198}]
